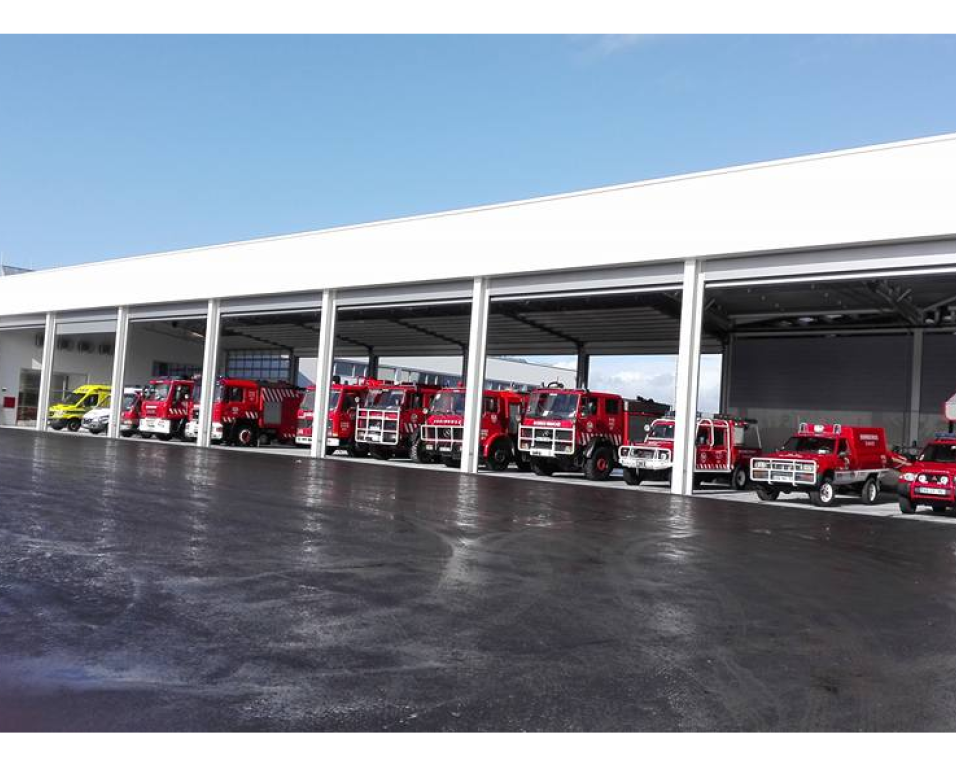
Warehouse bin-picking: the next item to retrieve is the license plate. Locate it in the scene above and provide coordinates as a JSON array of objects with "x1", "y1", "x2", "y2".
[
  {"x1": 918, "y1": 487, "x2": 948, "y2": 496},
  {"x1": 366, "y1": 433, "x2": 380, "y2": 442},
  {"x1": 771, "y1": 472, "x2": 792, "y2": 482},
  {"x1": 326, "y1": 438, "x2": 340, "y2": 446},
  {"x1": 440, "y1": 446, "x2": 453, "y2": 452},
  {"x1": 531, "y1": 449, "x2": 551, "y2": 457}
]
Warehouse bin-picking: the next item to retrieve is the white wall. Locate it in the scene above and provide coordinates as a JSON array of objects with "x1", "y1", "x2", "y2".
[
  {"x1": 124, "y1": 324, "x2": 206, "y2": 385},
  {"x1": 1, "y1": 134, "x2": 955, "y2": 317}
]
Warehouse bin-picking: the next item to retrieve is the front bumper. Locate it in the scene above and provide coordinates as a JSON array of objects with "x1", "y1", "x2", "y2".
[
  {"x1": 619, "y1": 445, "x2": 671, "y2": 471},
  {"x1": 517, "y1": 425, "x2": 575, "y2": 458},
  {"x1": 183, "y1": 420, "x2": 222, "y2": 440},
  {"x1": 139, "y1": 417, "x2": 172, "y2": 435},
  {"x1": 750, "y1": 459, "x2": 817, "y2": 486}
]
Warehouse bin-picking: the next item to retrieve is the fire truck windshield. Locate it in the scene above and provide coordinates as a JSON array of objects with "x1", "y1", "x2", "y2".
[
  {"x1": 431, "y1": 391, "x2": 465, "y2": 415},
  {"x1": 300, "y1": 389, "x2": 316, "y2": 411},
  {"x1": 920, "y1": 442, "x2": 956, "y2": 463},
  {"x1": 328, "y1": 391, "x2": 341, "y2": 411},
  {"x1": 783, "y1": 436, "x2": 837, "y2": 454},
  {"x1": 144, "y1": 383, "x2": 170, "y2": 402},
  {"x1": 121, "y1": 392, "x2": 138, "y2": 410},
  {"x1": 528, "y1": 392, "x2": 579, "y2": 418},
  {"x1": 648, "y1": 422, "x2": 675, "y2": 440},
  {"x1": 369, "y1": 389, "x2": 405, "y2": 409}
]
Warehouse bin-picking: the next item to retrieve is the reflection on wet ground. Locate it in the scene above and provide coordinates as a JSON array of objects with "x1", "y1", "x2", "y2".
[{"x1": 2, "y1": 428, "x2": 956, "y2": 731}]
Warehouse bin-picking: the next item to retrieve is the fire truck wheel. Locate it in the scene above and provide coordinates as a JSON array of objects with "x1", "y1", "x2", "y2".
[
  {"x1": 121, "y1": 431, "x2": 134, "y2": 438},
  {"x1": 347, "y1": 443, "x2": 369, "y2": 458},
  {"x1": 486, "y1": 440, "x2": 512, "y2": 471},
  {"x1": 584, "y1": 446, "x2": 614, "y2": 481},
  {"x1": 371, "y1": 447, "x2": 391, "y2": 461},
  {"x1": 140, "y1": 433, "x2": 153, "y2": 440},
  {"x1": 157, "y1": 433, "x2": 173, "y2": 442},
  {"x1": 810, "y1": 476, "x2": 836, "y2": 507},
  {"x1": 66, "y1": 419, "x2": 82, "y2": 432},
  {"x1": 899, "y1": 495, "x2": 916, "y2": 514},
  {"x1": 234, "y1": 425, "x2": 257, "y2": 447},
  {"x1": 861, "y1": 476, "x2": 881, "y2": 505},
  {"x1": 325, "y1": 446, "x2": 337, "y2": 456},
  {"x1": 755, "y1": 485, "x2": 779, "y2": 502},
  {"x1": 514, "y1": 451, "x2": 532, "y2": 472},
  {"x1": 441, "y1": 457, "x2": 461, "y2": 469},
  {"x1": 622, "y1": 467, "x2": 642, "y2": 486},
  {"x1": 731, "y1": 466, "x2": 749, "y2": 491},
  {"x1": 531, "y1": 459, "x2": 555, "y2": 477}
]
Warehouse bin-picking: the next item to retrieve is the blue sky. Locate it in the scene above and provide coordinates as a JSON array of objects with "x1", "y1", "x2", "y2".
[
  {"x1": 2, "y1": 35, "x2": 956, "y2": 270},
  {"x1": 4, "y1": 35, "x2": 955, "y2": 410}
]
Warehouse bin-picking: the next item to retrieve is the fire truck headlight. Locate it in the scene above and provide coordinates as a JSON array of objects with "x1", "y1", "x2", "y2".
[
  {"x1": 918, "y1": 474, "x2": 928, "y2": 483},
  {"x1": 902, "y1": 472, "x2": 916, "y2": 482},
  {"x1": 480, "y1": 429, "x2": 488, "y2": 438},
  {"x1": 942, "y1": 476, "x2": 950, "y2": 486},
  {"x1": 753, "y1": 460, "x2": 769, "y2": 470}
]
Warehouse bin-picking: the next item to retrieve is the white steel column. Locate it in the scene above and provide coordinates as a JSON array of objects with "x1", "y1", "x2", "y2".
[
  {"x1": 35, "y1": 312, "x2": 57, "y2": 431},
  {"x1": 196, "y1": 298, "x2": 222, "y2": 448},
  {"x1": 907, "y1": 329, "x2": 924, "y2": 446},
  {"x1": 311, "y1": 290, "x2": 337, "y2": 459},
  {"x1": 461, "y1": 277, "x2": 490, "y2": 474},
  {"x1": 671, "y1": 260, "x2": 705, "y2": 496},
  {"x1": 107, "y1": 306, "x2": 130, "y2": 439}
]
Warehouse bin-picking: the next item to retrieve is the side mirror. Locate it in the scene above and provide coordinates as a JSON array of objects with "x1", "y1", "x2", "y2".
[
  {"x1": 353, "y1": 396, "x2": 360, "y2": 404},
  {"x1": 839, "y1": 451, "x2": 848, "y2": 458},
  {"x1": 423, "y1": 408, "x2": 429, "y2": 415}
]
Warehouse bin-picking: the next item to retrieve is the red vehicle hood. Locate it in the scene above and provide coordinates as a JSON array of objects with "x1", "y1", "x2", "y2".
[
  {"x1": 907, "y1": 460, "x2": 956, "y2": 474},
  {"x1": 764, "y1": 451, "x2": 829, "y2": 463}
]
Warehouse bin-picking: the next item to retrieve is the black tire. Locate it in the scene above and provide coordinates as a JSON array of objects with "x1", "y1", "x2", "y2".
[
  {"x1": 756, "y1": 485, "x2": 780, "y2": 502},
  {"x1": 120, "y1": 431, "x2": 134, "y2": 438},
  {"x1": 861, "y1": 476, "x2": 881, "y2": 505},
  {"x1": 347, "y1": 442, "x2": 369, "y2": 458},
  {"x1": 531, "y1": 459, "x2": 555, "y2": 477},
  {"x1": 140, "y1": 433, "x2": 153, "y2": 440},
  {"x1": 486, "y1": 439, "x2": 512, "y2": 472},
  {"x1": 514, "y1": 451, "x2": 532, "y2": 472},
  {"x1": 234, "y1": 424, "x2": 257, "y2": 447},
  {"x1": 584, "y1": 445, "x2": 614, "y2": 481},
  {"x1": 810, "y1": 476, "x2": 837, "y2": 507},
  {"x1": 731, "y1": 465, "x2": 748, "y2": 491},
  {"x1": 441, "y1": 456, "x2": 461, "y2": 469},
  {"x1": 622, "y1": 467, "x2": 642, "y2": 486},
  {"x1": 371, "y1": 446, "x2": 391, "y2": 461},
  {"x1": 66, "y1": 419, "x2": 82, "y2": 432},
  {"x1": 899, "y1": 495, "x2": 916, "y2": 514},
  {"x1": 156, "y1": 433, "x2": 172, "y2": 442},
  {"x1": 325, "y1": 446, "x2": 337, "y2": 456}
]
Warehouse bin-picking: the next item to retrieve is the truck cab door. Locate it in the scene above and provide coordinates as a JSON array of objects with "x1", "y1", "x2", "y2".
[
  {"x1": 710, "y1": 423, "x2": 730, "y2": 471},
  {"x1": 579, "y1": 395, "x2": 600, "y2": 441},
  {"x1": 507, "y1": 401, "x2": 523, "y2": 436},
  {"x1": 695, "y1": 424, "x2": 713, "y2": 470}
]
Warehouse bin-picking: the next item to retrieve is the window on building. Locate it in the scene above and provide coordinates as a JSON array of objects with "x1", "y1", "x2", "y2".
[{"x1": 224, "y1": 351, "x2": 290, "y2": 382}]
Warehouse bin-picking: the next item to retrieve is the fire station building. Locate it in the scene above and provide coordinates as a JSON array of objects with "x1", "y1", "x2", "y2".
[{"x1": 1, "y1": 132, "x2": 955, "y2": 496}]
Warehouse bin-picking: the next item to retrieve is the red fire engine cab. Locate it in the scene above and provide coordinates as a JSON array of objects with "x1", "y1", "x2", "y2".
[
  {"x1": 898, "y1": 393, "x2": 956, "y2": 514},
  {"x1": 354, "y1": 382, "x2": 440, "y2": 460},
  {"x1": 618, "y1": 414, "x2": 761, "y2": 490},
  {"x1": 750, "y1": 422, "x2": 895, "y2": 507},
  {"x1": 119, "y1": 390, "x2": 144, "y2": 437},
  {"x1": 183, "y1": 378, "x2": 302, "y2": 446},
  {"x1": 416, "y1": 387, "x2": 530, "y2": 470},
  {"x1": 138, "y1": 376, "x2": 195, "y2": 441},
  {"x1": 295, "y1": 378, "x2": 384, "y2": 456},
  {"x1": 517, "y1": 384, "x2": 637, "y2": 481},
  {"x1": 898, "y1": 433, "x2": 956, "y2": 515}
]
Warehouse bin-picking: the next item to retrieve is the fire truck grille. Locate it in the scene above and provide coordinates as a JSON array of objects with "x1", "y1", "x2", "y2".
[
  {"x1": 355, "y1": 408, "x2": 401, "y2": 445},
  {"x1": 517, "y1": 426, "x2": 575, "y2": 456},
  {"x1": 750, "y1": 458, "x2": 817, "y2": 485},
  {"x1": 297, "y1": 418, "x2": 311, "y2": 430},
  {"x1": 421, "y1": 425, "x2": 464, "y2": 449}
]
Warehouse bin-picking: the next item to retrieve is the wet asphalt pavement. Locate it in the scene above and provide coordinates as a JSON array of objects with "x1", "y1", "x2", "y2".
[{"x1": 2, "y1": 429, "x2": 956, "y2": 731}]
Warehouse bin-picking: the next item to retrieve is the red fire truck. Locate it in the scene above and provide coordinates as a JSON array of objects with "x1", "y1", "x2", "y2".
[
  {"x1": 898, "y1": 433, "x2": 956, "y2": 514},
  {"x1": 517, "y1": 384, "x2": 640, "y2": 481},
  {"x1": 354, "y1": 382, "x2": 440, "y2": 460},
  {"x1": 750, "y1": 422, "x2": 896, "y2": 507},
  {"x1": 138, "y1": 376, "x2": 196, "y2": 441},
  {"x1": 618, "y1": 414, "x2": 761, "y2": 490},
  {"x1": 295, "y1": 379, "x2": 383, "y2": 456},
  {"x1": 416, "y1": 387, "x2": 530, "y2": 470},
  {"x1": 183, "y1": 378, "x2": 302, "y2": 446},
  {"x1": 119, "y1": 389, "x2": 144, "y2": 437}
]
